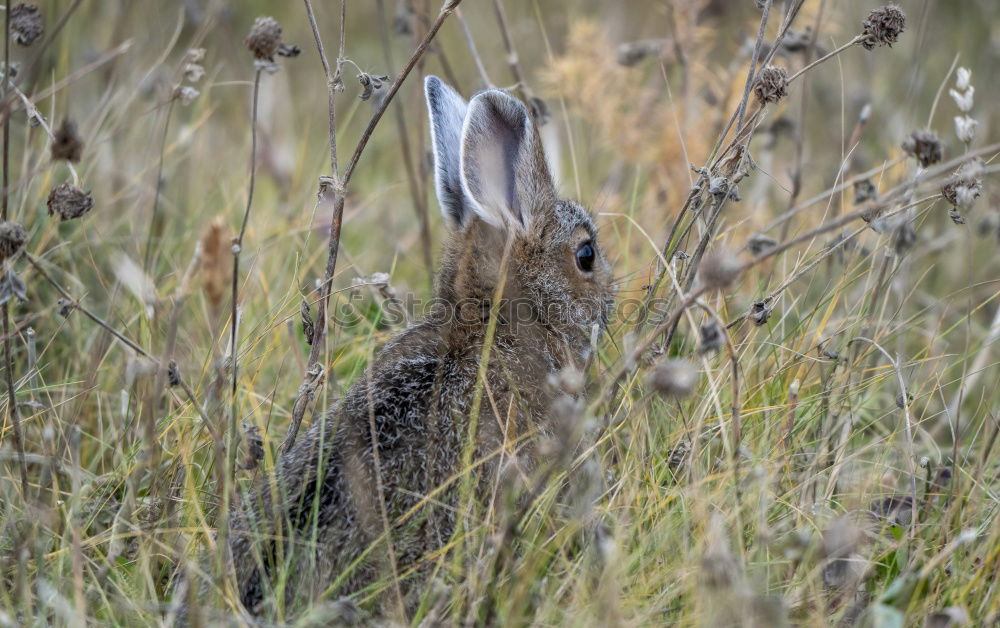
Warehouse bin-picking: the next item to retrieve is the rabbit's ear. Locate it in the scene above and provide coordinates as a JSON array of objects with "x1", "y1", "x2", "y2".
[
  {"x1": 460, "y1": 89, "x2": 554, "y2": 231},
  {"x1": 425, "y1": 76, "x2": 470, "y2": 230}
]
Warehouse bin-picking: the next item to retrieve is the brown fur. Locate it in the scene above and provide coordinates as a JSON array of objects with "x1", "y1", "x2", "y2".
[{"x1": 221, "y1": 84, "x2": 615, "y2": 619}]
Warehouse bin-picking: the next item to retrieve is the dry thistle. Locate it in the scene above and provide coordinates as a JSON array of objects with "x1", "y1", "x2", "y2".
[
  {"x1": 647, "y1": 359, "x2": 697, "y2": 398},
  {"x1": 698, "y1": 248, "x2": 742, "y2": 290},
  {"x1": 47, "y1": 183, "x2": 95, "y2": 221},
  {"x1": 901, "y1": 130, "x2": 943, "y2": 168},
  {"x1": 861, "y1": 5, "x2": 906, "y2": 50},
  {"x1": 10, "y1": 3, "x2": 43, "y2": 47},
  {"x1": 753, "y1": 65, "x2": 789, "y2": 104},
  {"x1": 698, "y1": 320, "x2": 724, "y2": 355},
  {"x1": 750, "y1": 300, "x2": 772, "y2": 326},
  {"x1": 357, "y1": 73, "x2": 389, "y2": 101},
  {"x1": 50, "y1": 119, "x2": 84, "y2": 163},
  {"x1": 853, "y1": 178, "x2": 878, "y2": 204},
  {"x1": 941, "y1": 158, "x2": 983, "y2": 210},
  {"x1": 0, "y1": 221, "x2": 28, "y2": 263},
  {"x1": 244, "y1": 16, "x2": 300, "y2": 63},
  {"x1": 747, "y1": 234, "x2": 777, "y2": 256},
  {"x1": 167, "y1": 361, "x2": 181, "y2": 388}
]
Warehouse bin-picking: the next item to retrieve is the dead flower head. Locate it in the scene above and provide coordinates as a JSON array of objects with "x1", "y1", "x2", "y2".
[
  {"x1": 10, "y1": 3, "x2": 44, "y2": 47},
  {"x1": 753, "y1": 65, "x2": 789, "y2": 104},
  {"x1": 0, "y1": 221, "x2": 28, "y2": 263},
  {"x1": 750, "y1": 300, "x2": 772, "y2": 326},
  {"x1": 50, "y1": 119, "x2": 84, "y2": 163},
  {"x1": 698, "y1": 248, "x2": 742, "y2": 290},
  {"x1": 244, "y1": 16, "x2": 300, "y2": 63},
  {"x1": 648, "y1": 359, "x2": 697, "y2": 398},
  {"x1": 902, "y1": 130, "x2": 942, "y2": 168},
  {"x1": 47, "y1": 182, "x2": 95, "y2": 221},
  {"x1": 861, "y1": 4, "x2": 906, "y2": 50},
  {"x1": 853, "y1": 178, "x2": 878, "y2": 204},
  {"x1": 941, "y1": 158, "x2": 983, "y2": 210},
  {"x1": 358, "y1": 73, "x2": 390, "y2": 101}
]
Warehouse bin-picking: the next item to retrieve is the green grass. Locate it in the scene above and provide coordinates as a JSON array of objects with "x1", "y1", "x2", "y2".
[{"x1": 1, "y1": 0, "x2": 998, "y2": 625}]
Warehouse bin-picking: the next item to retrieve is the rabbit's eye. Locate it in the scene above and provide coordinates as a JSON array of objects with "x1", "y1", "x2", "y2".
[{"x1": 575, "y1": 241, "x2": 596, "y2": 273}]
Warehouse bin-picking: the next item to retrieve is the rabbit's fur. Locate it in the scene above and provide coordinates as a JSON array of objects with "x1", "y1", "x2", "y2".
[{"x1": 226, "y1": 77, "x2": 615, "y2": 616}]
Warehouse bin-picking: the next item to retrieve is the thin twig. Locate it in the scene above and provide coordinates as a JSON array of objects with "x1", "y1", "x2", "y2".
[
  {"x1": 456, "y1": 8, "x2": 493, "y2": 88},
  {"x1": 24, "y1": 254, "x2": 153, "y2": 359},
  {"x1": 376, "y1": 0, "x2": 434, "y2": 279},
  {"x1": 786, "y1": 35, "x2": 862, "y2": 83},
  {"x1": 283, "y1": 0, "x2": 465, "y2": 452},
  {"x1": 142, "y1": 95, "x2": 177, "y2": 272}
]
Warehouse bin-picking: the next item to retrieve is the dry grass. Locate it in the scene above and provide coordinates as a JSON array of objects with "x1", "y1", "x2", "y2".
[{"x1": 1, "y1": 0, "x2": 998, "y2": 625}]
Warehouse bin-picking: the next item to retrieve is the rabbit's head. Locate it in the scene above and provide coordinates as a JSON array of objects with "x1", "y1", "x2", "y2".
[{"x1": 425, "y1": 77, "x2": 614, "y2": 363}]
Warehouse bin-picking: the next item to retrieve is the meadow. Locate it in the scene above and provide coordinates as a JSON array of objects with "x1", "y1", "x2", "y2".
[{"x1": 0, "y1": 0, "x2": 998, "y2": 625}]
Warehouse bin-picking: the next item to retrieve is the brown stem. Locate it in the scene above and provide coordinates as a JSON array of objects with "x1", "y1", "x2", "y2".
[{"x1": 25, "y1": 254, "x2": 153, "y2": 359}]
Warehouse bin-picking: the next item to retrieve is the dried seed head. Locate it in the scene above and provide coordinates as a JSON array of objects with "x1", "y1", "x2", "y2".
[
  {"x1": 954, "y1": 66, "x2": 971, "y2": 90},
  {"x1": 245, "y1": 16, "x2": 282, "y2": 61},
  {"x1": 10, "y1": 4, "x2": 44, "y2": 47},
  {"x1": 0, "y1": 221, "x2": 28, "y2": 263},
  {"x1": 901, "y1": 130, "x2": 942, "y2": 168},
  {"x1": 174, "y1": 85, "x2": 200, "y2": 106},
  {"x1": 200, "y1": 218, "x2": 233, "y2": 316},
  {"x1": 753, "y1": 65, "x2": 789, "y2": 104},
  {"x1": 240, "y1": 423, "x2": 264, "y2": 471},
  {"x1": 50, "y1": 119, "x2": 84, "y2": 163},
  {"x1": 949, "y1": 86, "x2": 974, "y2": 113},
  {"x1": 167, "y1": 361, "x2": 181, "y2": 387},
  {"x1": 616, "y1": 39, "x2": 663, "y2": 67},
  {"x1": 666, "y1": 439, "x2": 691, "y2": 470},
  {"x1": 853, "y1": 178, "x2": 878, "y2": 204},
  {"x1": 941, "y1": 158, "x2": 983, "y2": 210},
  {"x1": 750, "y1": 300, "x2": 772, "y2": 326},
  {"x1": 891, "y1": 220, "x2": 917, "y2": 255},
  {"x1": 0, "y1": 268, "x2": 27, "y2": 305},
  {"x1": 46, "y1": 183, "x2": 95, "y2": 221},
  {"x1": 747, "y1": 234, "x2": 777, "y2": 256},
  {"x1": 301, "y1": 299, "x2": 315, "y2": 345},
  {"x1": 954, "y1": 115, "x2": 978, "y2": 144},
  {"x1": 861, "y1": 4, "x2": 906, "y2": 50},
  {"x1": 647, "y1": 359, "x2": 697, "y2": 398},
  {"x1": 698, "y1": 248, "x2": 742, "y2": 290},
  {"x1": 357, "y1": 73, "x2": 390, "y2": 101},
  {"x1": 698, "y1": 320, "x2": 725, "y2": 355}
]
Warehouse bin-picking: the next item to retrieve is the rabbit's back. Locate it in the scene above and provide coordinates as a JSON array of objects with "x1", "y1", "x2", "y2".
[{"x1": 232, "y1": 320, "x2": 503, "y2": 612}]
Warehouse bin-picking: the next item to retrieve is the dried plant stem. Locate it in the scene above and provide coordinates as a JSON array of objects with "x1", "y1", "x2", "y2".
[
  {"x1": 3, "y1": 79, "x2": 80, "y2": 185},
  {"x1": 377, "y1": 0, "x2": 434, "y2": 279},
  {"x1": 0, "y1": 0, "x2": 85, "y2": 121},
  {"x1": 24, "y1": 254, "x2": 152, "y2": 359},
  {"x1": 492, "y1": 0, "x2": 539, "y2": 116},
  {"x1": 3, "y1": 6, "x2": 27, "y2": 494},
  {"x1": 218, "y1": 68, "x2": 262, "y2": 577},
  {"x1": 284, "y1": 0, "x2": 464, "y2": 452},
  {"x1": 142, "y1": 96, "x2": 177, "y2": 272},
  {"x1": 849, "y1": 336, "x2": 918, "y2": 534},
  {"x1": 787, "y1": 35, "x2": 862, "y2": 83},
  {"x1": 456, "y1": 8, "x2": 493, "y2": 87}
]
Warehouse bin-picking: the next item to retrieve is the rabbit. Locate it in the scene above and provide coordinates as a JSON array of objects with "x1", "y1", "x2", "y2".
[{"x1": 221, "y1": 76, "x2": 615, "y2": 618}]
